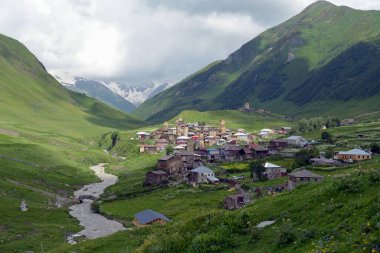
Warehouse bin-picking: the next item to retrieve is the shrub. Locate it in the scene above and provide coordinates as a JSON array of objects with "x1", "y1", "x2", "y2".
[
  {"x1": 370, "y1": 143, "x2": 380, "y2": 154},
  {"x1": 299, "y1": 229, "x2": 315, "y2": 242},
  {"x1": 333, "y1": 177, "x2": 364, "y2": 194},
  {"x1": 366, "y1": 170, "x2": 380, "y2": 184},
  {"x1": 188, "y1": 228, "x2": 235, "y2": 253},
  {"x1": 250, "y1": 227, "x2": 262, "y2": 243},
  {"x1": 321, "y1": 131, "x2": 333, "y2": 143},
  {"x1": 276, "y1": 224, "x2": 297, "y2": 247}
]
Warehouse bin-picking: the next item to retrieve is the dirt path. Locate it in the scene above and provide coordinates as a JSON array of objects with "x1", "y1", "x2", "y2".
[
  {"x1": 353, "y1": 111, "x2": 380, "y2": 119},
  {"x1": 0, "y1": 128, "x2": 20, "y2": 137},
  {"x1": 67, "y1": 163, "x2": 126, "y2": 244},
  {"x1": 4, "y1": 178, "x2": 67, "y2": 204}
]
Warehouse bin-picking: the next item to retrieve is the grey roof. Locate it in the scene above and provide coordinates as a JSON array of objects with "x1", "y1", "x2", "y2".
[
  {"x1": 264, "y1": 162, "x2": 281, "y2": 168},
  {"x1": 135, "y1": 209, "x2": 171, "y2": 225},
  {"x1": 150, "y1": 170, "x2": 167, "y2": 175},
  {"x1": 286, "y1": 136, "x2": 305, "y2": 140},
  {"x1": 338, "y1": 148, "x2": 370, "y2": 156},
  {"x1": 242, "y1": 148, "x2": 253, "y2": 154},
  {"x1": 270, "y1": 139, "x2": 288, "y2": 143},
  {"x1": 289, "y1": 169, "x2": 323, "y2": 178},
  {"x1": 226, "y1": 193, "x2": 245, "y2": 199},
  {"x1": 219, "y1": 144, "x2": 238, "y2": 150},
  {"x1": 191, "y1": 166, "x2": 214, "y2": 173},
  {"x1": 177, "y1": 151, "x2": 200, "y2": 156},
  {"x1": 158, "y1": 155, "x2": 175, "y2": 161}
]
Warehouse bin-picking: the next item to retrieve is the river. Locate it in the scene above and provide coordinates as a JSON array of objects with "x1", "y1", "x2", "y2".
[{"x1": 67, "y1": 163, "x2": 126, "y2": 244}]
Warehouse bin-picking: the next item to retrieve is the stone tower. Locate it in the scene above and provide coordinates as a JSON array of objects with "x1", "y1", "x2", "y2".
[
  {"x1": 220, "y1": 120, "x2": 226, "y2": 134},
  {"x1": 184, "y1": 126, "x2": 189, "y2": 137},
  {"x1": 244, "y1": 102, "x2": 250, "y2": 110}
]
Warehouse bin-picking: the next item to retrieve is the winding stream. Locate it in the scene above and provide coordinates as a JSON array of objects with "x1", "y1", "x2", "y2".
[{"x1": 67, "y1": 163, "x2": 126, "y2": 244}]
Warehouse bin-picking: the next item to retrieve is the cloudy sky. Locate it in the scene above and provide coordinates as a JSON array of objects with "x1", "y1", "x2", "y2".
[{"x1": 1, "y1": 0, "x2": 380, "y2": 83}]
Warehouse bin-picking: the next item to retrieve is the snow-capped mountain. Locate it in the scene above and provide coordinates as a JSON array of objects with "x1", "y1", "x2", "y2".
[
  {"x1": 102, "y1": 81, "x2": 173, "y2": 106},
  {"x1": 50, "y1": 72, "x2": 174, "y2": 112},
  {"x1": 51, "y1": 74, "x2": 136, "y2": 113}
]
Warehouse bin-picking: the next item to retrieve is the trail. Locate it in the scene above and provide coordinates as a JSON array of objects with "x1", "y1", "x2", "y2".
[
  {"x1": 353, "y1": 110, "x2": 380, "y2": 119},
  {"x1": 4, "y1": 178, "x2": 67, "y2": 203}
]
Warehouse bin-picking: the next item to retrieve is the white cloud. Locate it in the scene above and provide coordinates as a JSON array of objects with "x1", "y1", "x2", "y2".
[{"x1": 0, "y1": 0, "x2": 379, "y2": 83}]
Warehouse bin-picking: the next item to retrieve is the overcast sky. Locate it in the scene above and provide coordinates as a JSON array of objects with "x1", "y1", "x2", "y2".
[{"x1": 1, "y1": 0, "x2": 380, "y2": 83}]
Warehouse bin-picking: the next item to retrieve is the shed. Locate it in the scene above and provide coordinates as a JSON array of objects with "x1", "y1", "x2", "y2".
[
  {"x1": 288, "y1": 169, "x2": 323, "y2": 189},
  {"x1": 134, "y1": 209, "x2": 171, "y2": 226}
]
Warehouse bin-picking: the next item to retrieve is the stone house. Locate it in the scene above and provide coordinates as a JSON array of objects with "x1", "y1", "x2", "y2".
[
  {"x1": 157, "y1": 155, "x2": 183, "y2": 175},
  {"x1": 176, "y1": 151, "x2": 202, "y2": 170},
  {"x1": 268, "y1": 139, "x2": 288, "y2": 151},
  {"x1": 251, "y1": 145, "x2": 270, "y2": 158},
  {"x1": 222, "y1": 146, "x2": 242, "y2": 160},
  {"x1": 144, "y1": 170, "x2": 168, "y2": 186},
  {"x1": 239, "y1": 148, "x2": 255, "y2": 160},
  {"x1": 141, "y1": 145, "x2": 158, "y2": 154},
  {"x1": 285, "y1": 136, "x2": 308, "y2": 147},
  {"x1": 156, "y1": 139, "x2": 168, "y2": 151},
  {"x1": 224, "y1": 193, "x2": 250, "y2": 210},
  {"x1": 189, "y1": 166, "x2": 219, "y2": 184},
  {"x1": 264, "y1": 162, "x2": 287, "y2": 180},
  {"x1": 287, "y1": 169, "x2": 323, "y2": 190},
  {"x1": 136, "y1": 131, "x2": 150, "y2": 141}
]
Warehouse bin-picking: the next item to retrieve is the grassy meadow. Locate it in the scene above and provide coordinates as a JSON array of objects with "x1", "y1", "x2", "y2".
[
  {"x1": 170, "y1": 110, "x2": 291, "y2": 132},
  {"x1": 57, "y1": 157, "x2": 380, "y2": 253}
]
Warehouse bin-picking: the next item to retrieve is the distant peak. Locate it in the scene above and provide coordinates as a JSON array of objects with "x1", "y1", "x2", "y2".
[{"x1": 304, "y1": 1, "x2": 337, "y2": 12}]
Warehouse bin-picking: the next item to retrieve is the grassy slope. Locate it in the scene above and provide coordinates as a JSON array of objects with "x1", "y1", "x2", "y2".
[
  {"x1": 57, "y1": 157, "x2": 380, "y2": 253},
  {"x1": 170, "y1": 110, "x2": 291, "y2": 132},
  {"x1": 135, "y1": 2, "x2": 380, "y2": 123},
  {"x1": 0, "y1": 33, "x2": 145, "y2": 139},
  {"x1": 0, "y1": 132, "x2": 116, "y2": 252},
  {"x1": 58, "y1": 120, "x2": 379, "y2": 253},
  {"x1": 0, "y1": 33, "x2": 146, "y2": 252}
]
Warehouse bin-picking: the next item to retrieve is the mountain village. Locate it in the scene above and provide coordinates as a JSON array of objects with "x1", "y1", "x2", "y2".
[
  {"x1": 129, "y1": 109, "x2": 374, "y2": 225},
  {"x1": 1, "y1": 1, "x2": 380, "y2": 252}
]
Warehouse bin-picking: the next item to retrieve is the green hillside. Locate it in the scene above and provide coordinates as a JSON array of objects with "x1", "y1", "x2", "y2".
[
  {"x1": 56, "y1": 139, "x2": 380, "y2": 253},
  {"x1": 0, "y1": 33, "x2": 146, "y2": 252},
  {"x1": 135, "y1": 1, "x2": 380, "y2": 123},
  {"x1": 169, "y1": 110, "x2": 291, "y2": 132},
  {"x1": 0, "y1": 33, "x2": 145, "y2": 138}
]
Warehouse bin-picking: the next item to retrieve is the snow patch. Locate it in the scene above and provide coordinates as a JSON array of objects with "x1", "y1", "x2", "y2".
[{"x1": 49, "y1": 71, "x2": 76, "y2": 86}]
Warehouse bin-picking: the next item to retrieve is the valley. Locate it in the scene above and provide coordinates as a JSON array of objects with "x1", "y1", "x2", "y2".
[
  {"x1": 0, "y1": 1, "x2": 379, "y2": 253},
  {"x1": 135, "y1": 1, "x2": 380, "y2": 123}
]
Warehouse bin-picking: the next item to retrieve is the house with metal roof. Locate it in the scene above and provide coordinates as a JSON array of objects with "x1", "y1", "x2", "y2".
[
  {"x1": 264, "y1": 162, "x2": 287, "y2": 180},
  {"x1": 134, "y1": 209, "x2": 171, "y2": 226},
  {"x1": 285, "y1": 136, "x2": 308, "y2": 147},
  {"x1": 189, "y1": 166, "x2": 219, "y2": 184},
  {"x1": 288, "y1": 169, "x2": 323, "y2": 190},
  {"x1": 336, "y1": 148, "x2": 371, "y2": 162}
]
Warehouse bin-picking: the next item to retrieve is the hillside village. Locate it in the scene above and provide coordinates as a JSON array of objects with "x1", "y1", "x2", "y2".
[{"x1": 127, "y1": 113, "x2": 376, "y2": 224}]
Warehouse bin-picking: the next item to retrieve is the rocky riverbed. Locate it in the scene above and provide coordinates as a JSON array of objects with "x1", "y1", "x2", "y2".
[{"x1": 67, "y1": 163, "x2": 125, "y2": 244}]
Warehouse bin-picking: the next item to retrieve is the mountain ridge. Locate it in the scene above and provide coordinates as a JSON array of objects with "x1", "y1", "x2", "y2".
[
  {"x1": 53, "y1": 75, "x2": 137, "y2": 113},
  {"x1": 134, "y1": 1, "x2": 380, "y2": 123}
]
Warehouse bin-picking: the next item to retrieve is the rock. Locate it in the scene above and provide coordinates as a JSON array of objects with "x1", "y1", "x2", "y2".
[
  {"x1": 20, "y1": 200, "x2": 28, "y2": 212},
  {"x1": 257, "y1": 220, "x2": 275, "y2": 228}
]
